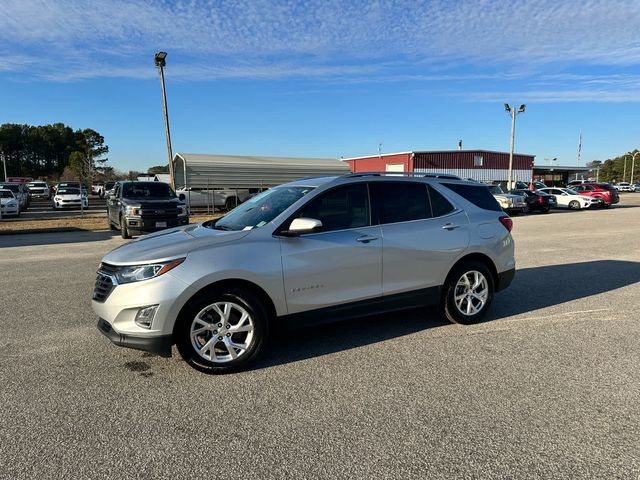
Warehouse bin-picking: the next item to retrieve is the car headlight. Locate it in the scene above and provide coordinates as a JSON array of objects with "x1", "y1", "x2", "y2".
[
  {"x1": 125, "y1": 206, "x2": 141, "y2": 216},
  {"x1": 112, "y1": 258, "x2": 185, "y2": 284},
  {"x1": 54, "y1": 196, "x2": 61, "y2": 201}
]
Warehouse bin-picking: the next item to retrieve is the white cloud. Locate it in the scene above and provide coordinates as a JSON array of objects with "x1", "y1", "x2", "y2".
[{"x1": 1, "y1": 0, "x2": 640, "y2": 85}]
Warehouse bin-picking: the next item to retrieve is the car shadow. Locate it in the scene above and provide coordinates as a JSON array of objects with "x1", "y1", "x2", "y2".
[
  {"x1": 253, "y1": 260, "x2": 640, "y2": 370},
  {"x1": 0, "y1": 229, "x2": 120, "y2": 248}
]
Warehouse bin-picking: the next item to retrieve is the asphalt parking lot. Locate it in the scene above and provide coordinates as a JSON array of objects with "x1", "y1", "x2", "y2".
[{"x1": 1, "y1": 197, "x2": 639, "y2": 479}]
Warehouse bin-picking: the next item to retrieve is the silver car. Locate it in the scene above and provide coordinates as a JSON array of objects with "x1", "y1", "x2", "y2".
[{"x1": 92, "y1": 174, "x2": 516, "y2": 374}]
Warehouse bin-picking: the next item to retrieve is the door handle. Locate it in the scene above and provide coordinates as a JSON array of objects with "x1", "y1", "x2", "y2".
[
  {"x1": 442, "y1": 223, "x2": 460, "y2": 230},
  {"x1": 356, "y1": 235, "x2": 378, "y2": 243}
]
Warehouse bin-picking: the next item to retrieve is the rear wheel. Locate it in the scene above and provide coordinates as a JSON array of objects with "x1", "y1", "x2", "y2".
[
  {"x1": 176, "y1": 288, "x2": 269, "y2": 374},
  {"x1": 441, "y1": 262, "x2": 494, "y2": 325},
  {"x1": 541, "y1": 207, "x2": 550, "y2": 213}
]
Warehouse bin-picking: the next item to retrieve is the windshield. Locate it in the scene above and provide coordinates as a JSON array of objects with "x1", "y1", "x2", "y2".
[
  {"x1": 211, "y1": 186, "x2": 315, "y2": 231},
  {"x1": 562, "y1": 188, "x2": 579, "y2": 195},
  {"x1": 488, "y1": 186, "x2": 503, "y2": 195},
  {"x1": 123, "y1": 182, "x2": 175, "y2": 198},
  {"x1": 0, "y1": 184, "x2": 19, "y2": 193},
  {"x1": 0, "y1": 190, "x2": 14, "y2": 198},
  {"x1": 28, "y1": 183, "x2": 46, "y2": 188},
  {"x1": 58, "y1": 188, "x2": 80, "y2": 195}
]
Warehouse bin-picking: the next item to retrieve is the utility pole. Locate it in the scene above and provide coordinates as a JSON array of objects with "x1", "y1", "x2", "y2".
[
  {"x1": 629, "y1": 151, "x2": 639, "y2": 184},
  {"x1": 155, "y1": 51, "x2": 175, "y2": 190},
  {"x1": 504, "y1": 104, "x2": 526, "y2": 190},
  {"x1": 1, "y1": 152, "x2": 7, "y2": 182}
]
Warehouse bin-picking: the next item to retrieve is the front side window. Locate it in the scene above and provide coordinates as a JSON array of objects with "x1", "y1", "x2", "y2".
[
  {"x1": 371, "y1": 182, "x2": 431, "y2": 224},
  {"x1": 296, "y1": 184, "x2": 370, "y2": 232}
]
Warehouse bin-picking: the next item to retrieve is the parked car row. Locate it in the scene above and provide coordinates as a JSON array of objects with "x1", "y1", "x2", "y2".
[{"x1": 486, "y1": 181, "x2": 620, "y2": 216}]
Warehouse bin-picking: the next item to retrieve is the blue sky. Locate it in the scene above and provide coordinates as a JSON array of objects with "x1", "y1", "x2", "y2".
[{"x1": 2, "y1": 0, "x2": 640, "y2": 172}]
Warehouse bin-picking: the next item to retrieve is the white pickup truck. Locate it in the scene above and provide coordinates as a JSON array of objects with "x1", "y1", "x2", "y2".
[{"x1": 176, "y1": 188, "x2": 251, "y2": 211}]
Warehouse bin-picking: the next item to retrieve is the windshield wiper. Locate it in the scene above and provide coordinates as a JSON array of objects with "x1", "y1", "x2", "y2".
[{"x1": 213, "y1": 224, "x2": 234, "y2": 231}]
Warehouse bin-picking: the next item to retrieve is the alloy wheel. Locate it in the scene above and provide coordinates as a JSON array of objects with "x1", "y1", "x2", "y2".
[
  {"x1": 190, "y1": 301, "x2": 255, "y2": 363},
  {"x1": 454, "y1": 270, "x2": 489, "y2": 316}
]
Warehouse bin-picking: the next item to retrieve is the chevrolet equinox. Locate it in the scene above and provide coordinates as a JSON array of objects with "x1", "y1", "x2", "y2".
[{"x1": 92, "y1": 174, "x2": 515, "y2": 374}]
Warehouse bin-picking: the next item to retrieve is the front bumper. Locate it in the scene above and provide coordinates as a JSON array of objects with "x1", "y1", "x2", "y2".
[
  {"x1": 126, "y1": 216, "x2": 189, "y2": 234},
  {"x1": 97, "y1": 318, "x2": 173, "y2": 357},
  {"x1": 1, "y1": 205, "x2": 19, "y2": 215}
]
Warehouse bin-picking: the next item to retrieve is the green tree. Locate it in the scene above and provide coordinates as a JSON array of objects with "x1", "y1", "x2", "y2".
[{"x1": 148, "y1": 165, "x2": 169, "y2": 174}]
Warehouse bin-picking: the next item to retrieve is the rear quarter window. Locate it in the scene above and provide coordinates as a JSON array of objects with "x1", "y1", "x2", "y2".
[{"x1": 441, "y1": 183, "x2": 502, "y2": 212}]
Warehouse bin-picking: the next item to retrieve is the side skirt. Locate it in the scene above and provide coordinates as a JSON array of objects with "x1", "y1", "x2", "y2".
[{"x1": 279, "y1": 286, "x2": 441, "y2": 329}]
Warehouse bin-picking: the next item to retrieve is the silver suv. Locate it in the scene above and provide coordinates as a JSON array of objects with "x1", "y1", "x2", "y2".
[{"x1": 92, "y1": 174, "x2": 516, "y2": 374}]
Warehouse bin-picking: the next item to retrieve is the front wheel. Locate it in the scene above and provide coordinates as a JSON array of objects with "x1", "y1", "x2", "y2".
[
  {"x1": 176, "y1": 289, "x2": 269, "y2": 374},
  {"x1": 441, "y1": 262, "x2": 494, "y2": 325},
  {"x1": 120, "y1": 216, "x2": 131, "y2": 239},
  {"x1": 569, "y1": 200, "x2": 580, "y2": 210}
]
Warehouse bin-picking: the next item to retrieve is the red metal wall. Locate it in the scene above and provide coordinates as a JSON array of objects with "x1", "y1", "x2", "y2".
[
  {"x1": 344, "y1": 153, "x2": 412, "y2": 172},
  {"x1": 345, "y1": 150, "x2": 533, "y2": 173},
  {"x1": 413, "y1": 151, "x2": 533, "y2": 170}
]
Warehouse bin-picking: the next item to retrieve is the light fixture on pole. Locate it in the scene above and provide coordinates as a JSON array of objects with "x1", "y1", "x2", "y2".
[
  {"x1": 504, "y1": 103, "x2": 526, "y2": 190},
  {"x1": 155, "y1": 51, "x2": 175, "y2": 190}
]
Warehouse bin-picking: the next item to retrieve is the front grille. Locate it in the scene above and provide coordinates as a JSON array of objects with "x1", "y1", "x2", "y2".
[
  {"x1": 139, "y1": 203, "x2": 179, "y2": 218},
  {"x1": 93, "y1": 263, "x2": 118, "y2": 302}
]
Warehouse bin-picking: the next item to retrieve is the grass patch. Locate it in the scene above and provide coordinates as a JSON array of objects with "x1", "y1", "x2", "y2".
[{"x1": 0, "y1": 213, "x2": 223, "y2": 235}]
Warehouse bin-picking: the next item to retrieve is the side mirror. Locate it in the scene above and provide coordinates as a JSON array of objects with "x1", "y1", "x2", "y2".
[
  {"x1": 179, "y1": 193, "x2": 186, "y2": 201},
  {"x1": 280, "y1": 217, "x2": 323, "y2": 237}
]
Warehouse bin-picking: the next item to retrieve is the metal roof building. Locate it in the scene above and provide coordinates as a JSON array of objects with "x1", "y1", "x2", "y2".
[
  {"x1": 343, "y1": 150, "x2": 535, "y2": 183},
  {"x1": 173, "y1": 153, "x2": 350, "y2": 189}
]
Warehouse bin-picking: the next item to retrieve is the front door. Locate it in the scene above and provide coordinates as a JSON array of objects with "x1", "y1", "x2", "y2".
[{"x1": 279, "y1": 183, "x2": 382, "y2": 314}]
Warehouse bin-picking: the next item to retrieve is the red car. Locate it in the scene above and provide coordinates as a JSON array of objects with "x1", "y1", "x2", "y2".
[{"x1": 571, "y1": 183, "x2": 619, "y2": 207}]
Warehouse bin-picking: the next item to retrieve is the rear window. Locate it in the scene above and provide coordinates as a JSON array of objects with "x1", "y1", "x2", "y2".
[{"x1": 442, "y1": 183, "x2": 501, "y2": 212}]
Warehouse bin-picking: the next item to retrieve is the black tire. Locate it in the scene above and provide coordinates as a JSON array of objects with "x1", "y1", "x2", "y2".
[
  {"x1": 569, "y1": 200, "x2": 580, "y2": 210},
  {"x1": 108, "y1": 215, "x2": 117, "y2": 230},
  {"x1": 120, "y1": 215, "x2": 131, "y2": 239},
  {"x1": 541, "y1": 207, "x2": 550, "y2": 213},
  {"x1": 603, "y1": 203, "x2": 611, "y2": 208},
  {"x1": 441, "y1": 261, "x2": 495, "y2": 325},
  {"x1": 175, "y1": 288, "x2": 269, "y2": 374},
  {"x1": 224, "y1": 197, "x2": 237, "y2": 211}
]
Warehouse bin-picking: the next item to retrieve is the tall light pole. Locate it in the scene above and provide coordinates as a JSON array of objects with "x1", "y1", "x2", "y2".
[
  {"x1": 629, "y1": 151, "x2": 640, "y2": 184},
  {"x1": 155, "y1": 51, "x2": 175, "y2": 190},
  {"x1": 504, "y1": 103, "x2": 526, "y2": 190},
  {"x1": 1, "y1": 152, "x2": 7, "y2": 182},
  {"x1": 623, "y1": 153, "x2": 628, "y2": 183}
]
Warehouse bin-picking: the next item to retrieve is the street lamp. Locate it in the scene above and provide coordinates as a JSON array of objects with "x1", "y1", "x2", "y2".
[
  {"x1": 155, "y1": 51, "x2": 175, "y2": 190},
  {"x1": 504, "y1": 103, "x2": 526, "y2": 190}
]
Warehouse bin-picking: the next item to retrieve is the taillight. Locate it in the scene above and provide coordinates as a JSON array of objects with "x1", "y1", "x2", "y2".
[
  {"x1": 499, "y1": 216, "x2": 513, "y2": 232},
  {"x1": 539, "y1": 195, "x2": 543, "y2": 204}
]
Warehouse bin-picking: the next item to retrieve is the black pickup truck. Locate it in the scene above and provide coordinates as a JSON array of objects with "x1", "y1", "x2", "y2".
[{"x1": 107, "y1": 181, "x2": 189, "y2": 238}]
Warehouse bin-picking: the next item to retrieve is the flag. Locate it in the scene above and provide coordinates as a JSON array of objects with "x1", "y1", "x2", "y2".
[{"x1": 577, "y1": 131, "x2": 582, "y2": 166}]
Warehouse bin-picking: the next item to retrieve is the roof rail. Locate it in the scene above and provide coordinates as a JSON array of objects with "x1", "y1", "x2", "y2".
[{"x1": 342, "y1": 171, "x2": 462, "y2": 180}]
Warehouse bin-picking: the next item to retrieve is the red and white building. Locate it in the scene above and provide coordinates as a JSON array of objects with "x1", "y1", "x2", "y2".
[{"x1": 343, "y1": 150, "x2": 535, "y2": 183}]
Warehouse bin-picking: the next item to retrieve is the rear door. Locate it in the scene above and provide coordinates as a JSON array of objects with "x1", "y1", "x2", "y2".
[
  {"x1": 370, "y1": 181, "x2": 470, "y2": 296},
  {"x1": 279, "y1": 183, "x2": 382, "y2": 314}
]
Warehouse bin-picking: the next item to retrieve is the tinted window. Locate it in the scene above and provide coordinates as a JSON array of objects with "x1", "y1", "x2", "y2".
[
  {"x1": 122, "y1": 182, "x2": 175, "y2": 198},
  {"x1": 297, "y1": 184, "x2": 369, "y2": 232},
  {"x1": 371, "y1": 182, "x2": 431, "y2": 224},
  {"x1": 428, "y1": 186, "x2": 456, "y2": 216},
  {"x1": 441, "y1": 183, "x2": 499, "y2": 212}
]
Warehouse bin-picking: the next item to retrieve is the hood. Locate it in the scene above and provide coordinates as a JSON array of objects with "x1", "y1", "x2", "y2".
[
  {"x1": 103, "y1": 223, "x2": 251, "y2": 265},
  {"x1": 56, "y1": 193, "x2": 84, "y2": 199},
  {"x1": 1, "y1": 198, "x2": 16, "y2": 204}
]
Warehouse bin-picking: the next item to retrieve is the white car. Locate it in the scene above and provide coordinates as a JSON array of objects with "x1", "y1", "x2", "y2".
[
  {"x1": 614, "y1": 182, "x2": 634, "y2": 192},
  {"x1": 538, "y1": 187, "x2": 598, "y2": 209},
  {"x1": 52, "y1": 187, "x2": 89, "y2": 209},
  {"x1": 0, "y1": 189, "x2": 20, "y2": 217}
]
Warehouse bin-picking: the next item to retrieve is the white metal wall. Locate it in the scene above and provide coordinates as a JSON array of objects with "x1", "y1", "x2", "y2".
[{"x1": 414, "y1": 168, "x2": 532, "y2": 182}]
